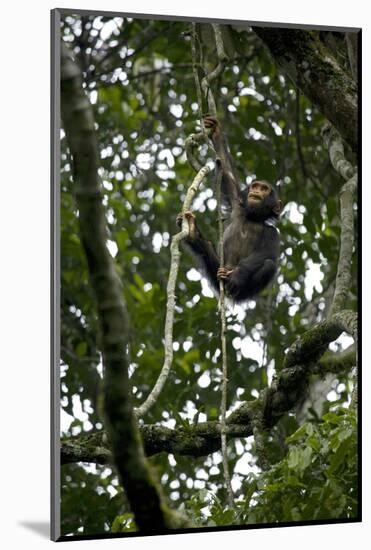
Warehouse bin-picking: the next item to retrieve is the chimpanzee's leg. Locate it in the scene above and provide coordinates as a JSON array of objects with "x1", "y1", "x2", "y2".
[
  {"x1": 248, "y1": 258, "x2": 276, "y2": 294},
  {"x1": 185, "y1": 238, "x2": 220, "y2": 292},
  {"x1": 226, "y1": 256, "x2": 276, "y2": 301}
]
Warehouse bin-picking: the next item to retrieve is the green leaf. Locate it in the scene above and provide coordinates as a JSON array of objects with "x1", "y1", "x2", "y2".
[
  {"x1": 111, "y1": 513, "x2": 137, "y2": 533},
  {"x1": 307, "y1": 435, "x2": 321, "y2": 452},
  {"x1": 115, "y1": 229, "x2": 129, "y2": 251},
  {"x1": 322, "y1": 412, "x2": 343, "y2": 424},
  {"x1": 286, "y1": 422, "x2": 310, "y2": 444},
  {"x1": 328, "y1": 436, "x2": 353, "y2": 475},
  {"x1": 288, "y1": 447, "x2": 300, "y2": 469},
  {"x1": 75, "y1": 342, "x2": 87, "y2": 357}
]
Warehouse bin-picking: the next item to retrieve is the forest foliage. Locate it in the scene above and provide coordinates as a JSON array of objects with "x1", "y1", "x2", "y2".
[{"x1": 58, "y1": 12, "x2": 358, "y2": 537}]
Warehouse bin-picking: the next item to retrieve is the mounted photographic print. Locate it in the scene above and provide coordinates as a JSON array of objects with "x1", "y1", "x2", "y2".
[{"x1": 51, "y1": 8, "x2": 361, "y2": 541}]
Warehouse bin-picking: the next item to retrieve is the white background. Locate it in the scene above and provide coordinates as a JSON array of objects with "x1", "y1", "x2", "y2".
[{"x1": 1, "y1": 0, "x2": 368, "y2": 548}]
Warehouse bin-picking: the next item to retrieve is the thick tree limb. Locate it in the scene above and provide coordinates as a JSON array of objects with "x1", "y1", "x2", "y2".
[
  {"x1": 323, "y1": 124, "x2": 356, "y2": 181},
  {"x1": 61, "y1": 423, "x2": 252, "y2": 465},
  {"x1": 60, "y1": 42, "x2": 190, "y2": 532},
  {"x1": 322, "y1": 125, "x2": 357, "y2": 317},
  {"x1": 252, "y1": 28, "x2": 358, "y2": 152},
  {"x1": 312, "y1": 346, "x2": 355, "y2": 375},
  {"x1": 283, "y1": 310, "x2": 357, "y2": 369},
  {"x1": 61, "y1": 311, "x2": 356, "y2": 464},
  {"x1": 329, "y1": 174, "x2": 357, "y2": 316},
  {"x1": 62, "y1": 433, "x2": 113, "y2": 465}
]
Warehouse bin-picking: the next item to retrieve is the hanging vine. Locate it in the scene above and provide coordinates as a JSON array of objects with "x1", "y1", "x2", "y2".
[
  {"x1": 187, "y1": 23, "x2": 234, "y2": 508},
  {"x1": 134, "y1": 163, "x2": 211, "y2": 419},
  {"x1": 135, "y1": 22, "x2": 235, "y2": 508}
]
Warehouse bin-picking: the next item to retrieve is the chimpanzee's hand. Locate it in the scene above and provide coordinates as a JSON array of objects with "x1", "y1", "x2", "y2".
[
  {"x1": 203, "y1": 115, "x2": 221, "y2": 136},
  {"x1": 217, "y1": 266, "x2": 234, "y2": 280},
  {"x1": 176, "y1": 211, "x2": 199, "y2": 240}
]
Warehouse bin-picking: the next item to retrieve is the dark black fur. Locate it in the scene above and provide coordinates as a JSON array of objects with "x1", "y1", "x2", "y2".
[{"x1": 182, "y1": 121, "x2": 281, "y2": 303}]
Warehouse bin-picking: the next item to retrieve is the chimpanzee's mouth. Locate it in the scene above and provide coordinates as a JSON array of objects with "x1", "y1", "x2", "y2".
[{"x1": 249, "y1": 194, "x2": 262, "y2": 201}]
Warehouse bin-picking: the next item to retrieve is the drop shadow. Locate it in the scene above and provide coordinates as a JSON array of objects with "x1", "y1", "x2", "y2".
[{"x1": 18, "y1": 521, "x2": 50, "y2": 539}]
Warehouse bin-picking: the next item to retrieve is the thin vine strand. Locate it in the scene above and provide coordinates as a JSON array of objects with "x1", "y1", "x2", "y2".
[
  {"x1": 191, "y1": 23, "x2": 234, "y2": 509},
  {"x1": 216, "y1": 160, "x2": 234, "y2": 508}
]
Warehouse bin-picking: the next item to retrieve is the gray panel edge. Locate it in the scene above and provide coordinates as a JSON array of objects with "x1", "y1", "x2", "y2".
[
  {"x1": 51, "y1": 8, "x2": 61, "y2": 543},
  {"x1": 54, "y1": 7, "x2": 361, "y2": 32}
]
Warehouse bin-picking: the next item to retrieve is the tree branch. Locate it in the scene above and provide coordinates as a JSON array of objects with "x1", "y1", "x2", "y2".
[
  {"x1": 61, "y1": 311, "x2": 356, "y2": 464},
  {"x1": 60, "y1": 41, "x2": 190, "y2": 532},
  {"x1": 96, "y1": 22, "x2": 172, "y2": 75},
  {"x1": 322, "y1": 125, "x2": 357, "y2": 317},
  {"x1": 283, "y1": 310, "x2": 357, "y2": 369},
  {"x1": 252, "y1": 27, "x2": 358, "y2": 152},
  {"x1": 312, "y1": 346, "x2": 355, "y2": 375},
  {"x1": 61, "y1": 423, "x2": 252, "y2": 465},
  {"x1": 323, "y1": 124, "x2": 356, "y2": 181}
]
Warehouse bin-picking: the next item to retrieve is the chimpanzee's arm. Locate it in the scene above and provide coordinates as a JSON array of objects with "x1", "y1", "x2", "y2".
[
  {"x1": 177, "y1": 211, "x2": 220, "y2": 292},
  {"x1": 204, "y1": 116, "x2": 242, "y2": 209}
]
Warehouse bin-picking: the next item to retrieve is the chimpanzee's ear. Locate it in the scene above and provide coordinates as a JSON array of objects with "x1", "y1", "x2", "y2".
[{"x1": 273, "y1": 200, "x2": 283, "y2": 215}]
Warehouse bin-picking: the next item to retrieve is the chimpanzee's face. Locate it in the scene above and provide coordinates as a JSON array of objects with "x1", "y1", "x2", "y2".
[{"x1": 247, "y1": 180, "x2": 271, "y2": 206}]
